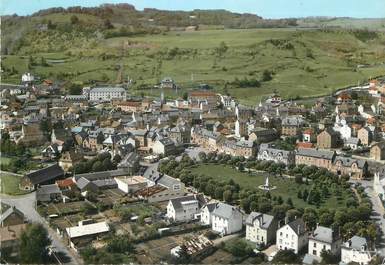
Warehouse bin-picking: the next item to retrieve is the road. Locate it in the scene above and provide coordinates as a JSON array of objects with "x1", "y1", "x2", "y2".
[
  {"x1": 0, "y1": 192, "x2": 81, "y2": 264},
  {"x1": 350, "y1": 180, "x2": 385, "y2": 256}
]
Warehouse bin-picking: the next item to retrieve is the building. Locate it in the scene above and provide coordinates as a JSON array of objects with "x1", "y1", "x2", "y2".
[
  {"x1": 211, "y1": 203, "x2": 243, "y2": 235},
  {"x1": 235, "y1": 119, "x2": 248, "y2": 138},
  {"x1": 281, "y1": 116, "x2": 305, "y2": 136},
  {"x1": 59, "y1": 150, "x2": 84, "y2": 172},
  {"x1": 15, "y1": 123, "x2": 46, "y2": 147},
  {"x1": 246, "y1": 212, "x2": 278, "y2": 247},
  {"x1": 303, "y1": 226, "x2": 341, "y2": 264},
  {"x1": 166, "y1": 194, "x2": 206, "y2": 223},
  {"x1": 317, "y1": 129, "x2": 339, "y2": 149},
  {"x1": 188, "y1": 91, "x2": 218, "y2": 109},
  {"x1": 257, "y1": 144, "x2": 295, "y2": 166},
  {"x1": 66, "y1": 220, "x2": 110, "y2": 251},
  {"x1": 220, "y1": 139, "x2": 256, "y2": 158},
  {"x1": 200, "y1": 203, "x2": 217, "y2": 226},
  {"x1": 116, "y1": 100, "x2": 142, "y2": 113},
  {"x1": 160, "y1": 77, "x2": 176, "y2": 89},
  {"x1": 0, "y1": 223, "x2": 28, "y2": 258},
  {"x1": 0, "y1": 206, "x2": 25, "y2": 227},
  {"x1": 341, "y1": 236, "x2": 372, "y2": 265},
  {"x1": 370, "y1": 142, "x2": 385, "y2": 161},
  {"x1": 89, "y1": 87, "x2": 126, "y2": 102},
  {"x1": 36, "y1": 184, "x2": 62, "y2": 202},
  {"x1": 20, "y1": 164, "x2": 65, "y2": 190},
  {"x1": 357, "y1": 127, "x2": 372, "y2": 146},
  {"x1": 115, "y1": 175, "x2": 148, "y2": 194},
  {"x1": 345, "y1": 137, "x2": 360, "y2": 150},
  {"x1": 276, "y1": 218, "x2": 308, "y2": 254},
  {"x1": 332, "y1": 156, "x2": 368, "y2": 179},
  {"x1": 248, "y1": 127, "x2": 278, "y2": 143},
  {"x1": 152, "y1": 138, "x2": 177, "y2": 156},
  {"x1": 295, "y1": 148, "x2": 336, "y2": 170}
]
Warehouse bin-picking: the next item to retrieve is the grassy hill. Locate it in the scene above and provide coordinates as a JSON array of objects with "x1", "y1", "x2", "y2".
[{"x1": 2, "y1": 5, "x2": 385, "y2": 105}]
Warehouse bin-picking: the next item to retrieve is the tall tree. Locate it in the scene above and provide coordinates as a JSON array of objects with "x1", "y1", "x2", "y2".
[{"x1": 19, "y1": 224, "x2": 51, "y2": 264}]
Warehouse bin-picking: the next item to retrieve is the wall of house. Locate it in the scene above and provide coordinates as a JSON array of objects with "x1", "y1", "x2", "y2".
[{"x1": 341, "y1": 248, "x2": 371, "y2": 265}]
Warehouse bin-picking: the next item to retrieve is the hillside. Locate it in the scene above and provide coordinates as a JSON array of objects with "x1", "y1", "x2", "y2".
[{"x1": 2, "y1": 4, "x2": 385, "y2": 105}]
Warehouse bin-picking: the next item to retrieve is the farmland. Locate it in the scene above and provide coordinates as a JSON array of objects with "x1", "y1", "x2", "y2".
[{"x1": 3, "y1": 26, "x2": 385, "y2": 105}]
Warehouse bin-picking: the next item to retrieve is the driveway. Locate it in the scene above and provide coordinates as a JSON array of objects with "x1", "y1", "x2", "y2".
[{"x1": 0, "y1": 192, "x2": 81, "y2": 264}]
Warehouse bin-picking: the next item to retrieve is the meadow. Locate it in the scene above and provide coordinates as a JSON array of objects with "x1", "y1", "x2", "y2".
[{"x1": 3, "y1": 27, "x2": 385, "y2": 105}]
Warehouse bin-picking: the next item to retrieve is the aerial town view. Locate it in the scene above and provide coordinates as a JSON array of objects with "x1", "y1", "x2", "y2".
[{"x1": 1, "y1": 0, "x2": 385, "y2": 264}]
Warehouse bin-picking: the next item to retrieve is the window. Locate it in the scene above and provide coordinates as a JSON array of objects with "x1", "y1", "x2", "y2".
[
  {"x1": 313, "y1": 250, "x2": 317, "y2": 255},
  {"x1": 314, "y1": 242, "x2": 317, "y2": 247}
]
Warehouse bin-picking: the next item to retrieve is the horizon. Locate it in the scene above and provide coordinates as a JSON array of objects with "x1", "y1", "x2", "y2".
[{"x1": 1, "y1": 0, "x2": 385, "y2": 19}]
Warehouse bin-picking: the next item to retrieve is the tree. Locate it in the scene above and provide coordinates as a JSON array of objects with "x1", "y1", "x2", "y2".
[
  {"x1": 70, "y1": 15, "x2": 79, "y2": 24},
  {"x1": 261, "y1": 70, "x2": 272, "y2": 81},
  {"x1": 20, "y1": 224, "x2": 51, "y2": 263},
  {"x1": 272, "y1": 250, "x2": 299, "y2": 264},
  {"x1": 40, "y1": 57, "x2": 48, "y2": 66},
  {"x1": 216, "y1": 41, "x2": 228, "y2": 57},
  {"x1": 320, "y1": 250, "x2": 339, "y2": 264},
  {"x1": 68, "y1": 83, "x2": 82, "y2": 95},
  {"x1": 106, "y1": 235, "x2": 134, "y2": 253},
  {"x1": 223, "y1": 190, "x2": 232, "y2": 203},
  {"x1": 182, "y1": 92, "x2": 188, "y2": 100},
  {"x1": 225, "y1": 238, "x2": 254, "y2": 257},
  {"x1": 92, "y1": 161, "x2": 103, "y2": 172}
]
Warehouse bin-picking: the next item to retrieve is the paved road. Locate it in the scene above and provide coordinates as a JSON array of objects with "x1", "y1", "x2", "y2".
[
  {"x1": 351, "y1": 180, "x2": 385, "y2": 256},
  {"x1": 0, "y1": 192, "x2": 81, "y2": 264}
]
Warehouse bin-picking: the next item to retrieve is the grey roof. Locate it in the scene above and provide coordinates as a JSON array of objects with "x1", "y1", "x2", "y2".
[
  {"x1": 245, "y1": 212, "x2": 275, "y2": 229},
  {"x1": 286, "y1": 218, "x2": 307, "y2": 235},
  {"x1": 334, "y1": 156, "x2": 367, "y2": 169},
  {"x1": 345, "y1": 137, "x2": 360, "y2": 145},
  {"x1": 296, "y1": 148, "x2": 336, "y2": 160},
  {"x1": 26, "y1": 164, "x2": 64, "y2": 185},
  {"x1": 344, "y1": 236, "x2": 367, "y2": 251},
  {"x1": 0, "y1": 206, "x2": 24, "y2": 224},
  {"x1": 282, "y1": 116, "x2": 305, "y2": 126},
  {"x1": 169, "y1": 194, "x2": 206, "y2": 211},
  {"x1": 118, "y1": 152, "x2": 139, "y2": 168},
  {"x1": 309, "y1": 226, "x2": 336, "y2": 244},
  {"x1": 258, "y1": 144, "x2": 293, "y2": 158},
  {"x1": 93, "y1": 178, "x2": 117, "y2": 188},
  {"x1": 74, "y1": 169, "x2": 128, "y2": 181},
  {"x1": 76, "y1": 177, "x2": 91, "y2": 190},
  {"x1": 158, "y1": 174, "x2": 182, "y2": 189},
  {"x1": 212, "y1": 202, "x2": 242, "y2": 220},
  {"x1": 90, "y1": 87, "x2": 126, "y2": 93},
  {"x1": 36, "y1": 184, "x2": 61, "y2": 195},
  {"x1": 203, "y1": 203, "x2": 217, "y2": 213},
  {"x1": 158, "y1": 138, "x2": 176, "y2": 146}
]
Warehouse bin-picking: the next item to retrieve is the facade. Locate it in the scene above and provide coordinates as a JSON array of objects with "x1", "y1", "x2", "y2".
[
  {"x1": 295, "y1": 148, "x2": 336, "y2": 170},
  {"x1": 276, "y1": 218, "x2": 308, "y2": 254},
  {"x1": 235, "y1": 119, "x2": 248, "y2": 138},
  {"x1": 246, "y1": 212, "x2": 277, "y2": 247},
  {"x1": 248, "y1": 127, "x2": 278, "y2": 143},
  {"x1": 152, "y1": 138, "x2": 177, "y2": 156},
  {"x1": 257, "y1": 144, "x2": 295, "y2": 166},
  {"x1": 200, "y1": 203, "x2": 217, "y2": 226},
  {"x1": 115, "y1": 175, "x2": 148, "y2": 194},
  {"x1": 357, "y1": 127, "x2": 372, "y2": 146},
  {"x1": 317, "y1": 129, "x2": 339, "y2": 149},
  {"x1": 166, "y1": 194, "x2": 205, "y2": 222},
  {"x1": 332, "y1": 156, "x2": 368, "y2": 179},
  {"x1": 89, "y1": 87, "x2": 126, "y2": 102},
  {"x1": 20, "y1": 164, "x2": 65, "y2": 190},
  {"x1": 341, "y1": 236, "x2": 372, "y2": 265},
  {"x1": 370, "y1": 142, "x2": 385, "y2": 161},
  {"x1": 211, "y1": 203, "x2": 243, "y2": 235},
  {"x1": 281, "y1": 116, "x2": 305, "y2": 136}
]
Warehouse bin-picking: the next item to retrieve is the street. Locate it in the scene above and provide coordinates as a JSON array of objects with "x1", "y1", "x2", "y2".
[{"x1": 0, "y1": 192, "x2": 81, "y2": 264}]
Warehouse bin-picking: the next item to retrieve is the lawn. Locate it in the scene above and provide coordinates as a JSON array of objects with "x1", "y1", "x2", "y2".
[
  {"x1": 189, "y1": 163, "x2": 351, "y2": 209},
  {"x1": 0, "y1": 174, "x2": 29, "y2": 196},
  {"x1": 3, "y1": 28, "x2": 385, "y2": 105}
]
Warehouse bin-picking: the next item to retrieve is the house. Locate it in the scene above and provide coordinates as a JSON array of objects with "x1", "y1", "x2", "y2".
[
  {"x1": 188, "y1": 91, "x2": 218, "y2": 109},
  {"x1": 51, "y1": 128, "x2": 72, "y2": 146},
  {"x1": 89, "y1": 87, "x2": 126, "y2": 102},
  {"x1": 341, "y1": 236, "x2": 372, "y2": 265},
  {"x1": 235, "y1": 119, "x2": 248, "y2": 138},
  {"x1": 166, "y1": 194, "x2": 206, "y2": 223},
  {"x1": 220, "y1": 139, "x2": 256, "y2": 158},
  {"x1": 59, "y1": 150, "x2": 84, "y2": 172},
  {"x1": 248, "y1": 127, "x2": 278, "y2": 143},
  {"x1": 117, "y1": 152, "x2": 140, "y2": 175},
  {"x1": 332, "y1": 156, "x2": 368, "y2": 179},
  {"x1": 317, "y1": 128, "x2": 339, "y2": 149},
  {"x1": 15, "y1": 123, "x2": 46, "y2": 147},
  {"x1": 41, "y1": 143, "x2": 61, "y2": 159},
  {"x1": 0, "y1": 223, "x2": 28, "y2": 258},
  {"x1": 36, "y1": 184, "x2": 62, "y2": 202},
  {"x1": 169, "y1": 124, "x2": 191, "y2": 144},
  {"x1": 281, "y1": 116, "x2": 305, "y2": 136},
  {"x1": 0, "y1": 206, "x2": 25, "y2": 227},
  {"x1": 152, "y1": 138, "x2": 177, "y2": 156},
  {"x1": 115, "y1": 175, "x2": 148, "y2": 194},
  {"x1": 345, "y1": 137, "x2": 360, "y2": 150},
  {"x1": 302, "y1": 129, "x2": 314, "y2": 143},
  {"x1": 200, "y1": 203, "x2": 217, "y2": 226},
  {"x1": 161, "y1": 77, "x2": 176, "y2": 89},
  {"x1": 276, "y1": 218, "x2": 308, "y2": 254},
  {"x1": 211, "y1": 203, "x2": 243, "y2": 236},
  {"x1": 357, "y1": 127, "x2": 372, "y2": 146},
  {"x1": 66, "y1": 220, "x2": 110, "y2": 251},
  {"x1": 370, "y1": 142, "x2": 385, "y2": 161},
  {"x1": 295, "y1": 148, "x2": 336, "y2": 170},
  {"x1": 257, "y1": 144, "x2": 295, "y2": 166},
  {"x1": 303, "y1": 225, "x2": 341, "y2": 264},
  {"x1": 116, "y1": 100, "x2": 142, "y2": 113},
  {"x1": 246, "y1": 212, "x2": 278, "y2": 247},
  {"x1": 56, "y1": 178, "x2": 76, "y2": 191},
  {"x1": 20, "y1": 164, "x2": 65, "y2": 190}
]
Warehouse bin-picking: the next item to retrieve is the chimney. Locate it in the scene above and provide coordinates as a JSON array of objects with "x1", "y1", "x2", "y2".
[
  {"x1": 297, "y1": 225, "x2": 300, "y2": 235},
  {"x1": 285, "y1": 216, "x2": 289, "y2": 225}
]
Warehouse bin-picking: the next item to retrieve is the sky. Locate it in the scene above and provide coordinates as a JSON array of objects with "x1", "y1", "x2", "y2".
[{"x1": 1, "y1": 0, "x2": 385, "y2": 18}]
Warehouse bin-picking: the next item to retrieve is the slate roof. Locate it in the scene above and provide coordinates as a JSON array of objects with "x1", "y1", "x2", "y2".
[
  {"x1": 212, "y1": 202, "x2": 242, "y2": 220},
  {"x1": 90, "y1": 87, "x2": 125, "y2": 93},
  {"x1": 296, "y1": 148, "x2": 336, "y2": 160},
  {"x1": 334, "y1": 156, "x2": 367, "y2": 169},
  {"x1": 343, "y1": 236, "x2": 368, "y2": 251},
  {"x1": 309, "y1": 226, "x2": 336, "y2": 244},
  {"x1": 245, "y1": 212, "x2": 275, "y2": 229},
  {"x1": 25, "y1": 164, "x2": 64, "y2": 185},
  {"x1": 0, "y1": 206, "x2": 24, "y2": 224},
  {"x1": 285, "y1": 218, "x2": 307, "y2": 235},
  {"x1": 74, "y1": 169, "x2": 128, "y2": 181},
  {"x1": 36, "y1": 184, "x2": 61, "y2": 196},
  {"x1": 202, "y1": 203, "x2": 217, "y2": 213},
  {"x1": 258, "y1": 144, "x2": 294, "y2": 158},
  {"x1": 169, "y1": 194, "x2": 206, "y2": 212}
]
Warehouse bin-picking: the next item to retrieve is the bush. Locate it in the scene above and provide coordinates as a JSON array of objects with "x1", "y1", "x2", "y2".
[{"x1": 224, "y1": 238, "x2": 254, "y2": 257}]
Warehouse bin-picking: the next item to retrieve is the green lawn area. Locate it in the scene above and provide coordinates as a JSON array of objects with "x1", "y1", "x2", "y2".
[
  {"x1": 189, "y1": 163, "x2": 351, "y2": 209},
  {"x1": 0, "y1": 174, "x2": 29, "y2": 196}
]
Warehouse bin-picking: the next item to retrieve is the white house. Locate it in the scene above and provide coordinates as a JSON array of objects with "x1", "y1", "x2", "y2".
[
  {"x1": 115, "y1": 175, "x2": 148, "y2": 194},
  {"x1": 276, "y1": 218, "x2": 308, "y2": 254},
  {"x1": 166, "y1": 194, "x2": 205, "y2": 223},
  {"x1": 341, "y1": 236, "x2": 372, "y2": 265},
  {"x1": 211, "y1": 203, "x2": 243, "y2": 235},
  {"x1": 303, "y1": 226, "x2": 341, "y2": 264},
  {"x1": 246, "y1": 212, "x2": 278, "y2": 247},
  {"x1": 152, "y1": 138, "x2": 177, "y2": 156},
  {"x1": 21, "y1": 72, "x2": 34, "y2": 83},
  {"x1": 200, "y1": 203, "x2": 217, "y2": 226},
  {"x1": 89, "y1": 87, "x2": 126, "y2": 102}
]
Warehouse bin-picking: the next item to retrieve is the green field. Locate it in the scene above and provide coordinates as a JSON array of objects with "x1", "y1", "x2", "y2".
[
  {"x1": 189, "y1": 164, "x2": 352, "y2": 209},
  {"x1": 0, "y1": 174, "x2": 28, "y2": 196},
  {"x1": 3, "y1": 27, "x2": 385, "y2": 105}
]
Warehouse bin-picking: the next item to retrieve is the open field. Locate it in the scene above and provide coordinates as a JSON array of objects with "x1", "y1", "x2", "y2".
[
  {"x1": 189, "y1": 163, "x2": 352, "y2": 209},
  {"x1": 3, "y1": 28, "x2": 385, "y2": 105},
  {"x1": 0, "y1": 174, "x2": 29, "y2": 195}
]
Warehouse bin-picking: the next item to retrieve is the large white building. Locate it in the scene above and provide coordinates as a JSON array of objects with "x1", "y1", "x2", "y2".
[
  {"x1": 276, "y1": 218, "x2": 308, "y2": 254},
  {"x1": 341, "y1": 236, "x2": 372, "y2": 265},
  {"x1": 89, "y1": 87, "x2": 126, "y2": 102},
  {"x1": 246, "y1": 212, "x2": 277, "y2": 247},
  {"x1": 211, "y1": 203, "x2": 243, "y2": 235},
  {"x1": 166, "y1": 194, "x2": 205, "y2": 223},
  {"x1": 303, "y1": 226, "x2": 341, "y2": 264},
  {"x1": 200, "y1": 203, "x2": 217, "y2": 226}
]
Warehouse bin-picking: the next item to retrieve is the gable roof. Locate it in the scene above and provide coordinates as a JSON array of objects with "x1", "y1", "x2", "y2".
[
  {"x1": 0, "y1": 206, "x2": 25, "y2": 224},
  {"x1": 296, "y1": 148, "x2": 336, "y2": 160},
  {"x1": 245, "y1": 212, "x2": 275, "y2": 229},
  {"x1": 309, "y1": 226, "x2": 337, "y2": 244},
  {"x1": 25, "y1": 164, "x2": 64, "y2": 185},
  {"x1": 282, "y1": 218, "x2": 307, "y2": 236},
  {"x1": 212, "y1": 202, "x2": 242, "y2": 220},
  {"x1": 36, "y1": 184, "x2": 61, "y2": 196},
  {"x1": 66, "y1": 221, "x2": 109, "y2": 239},
  {"x1": 169, "y1": 194, "x2": 206, "y2": 212}
]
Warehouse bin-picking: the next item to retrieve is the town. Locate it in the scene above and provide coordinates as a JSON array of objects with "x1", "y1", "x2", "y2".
[{"x1": 1, "y1": 71, "x2": 385, "y2": 264}]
